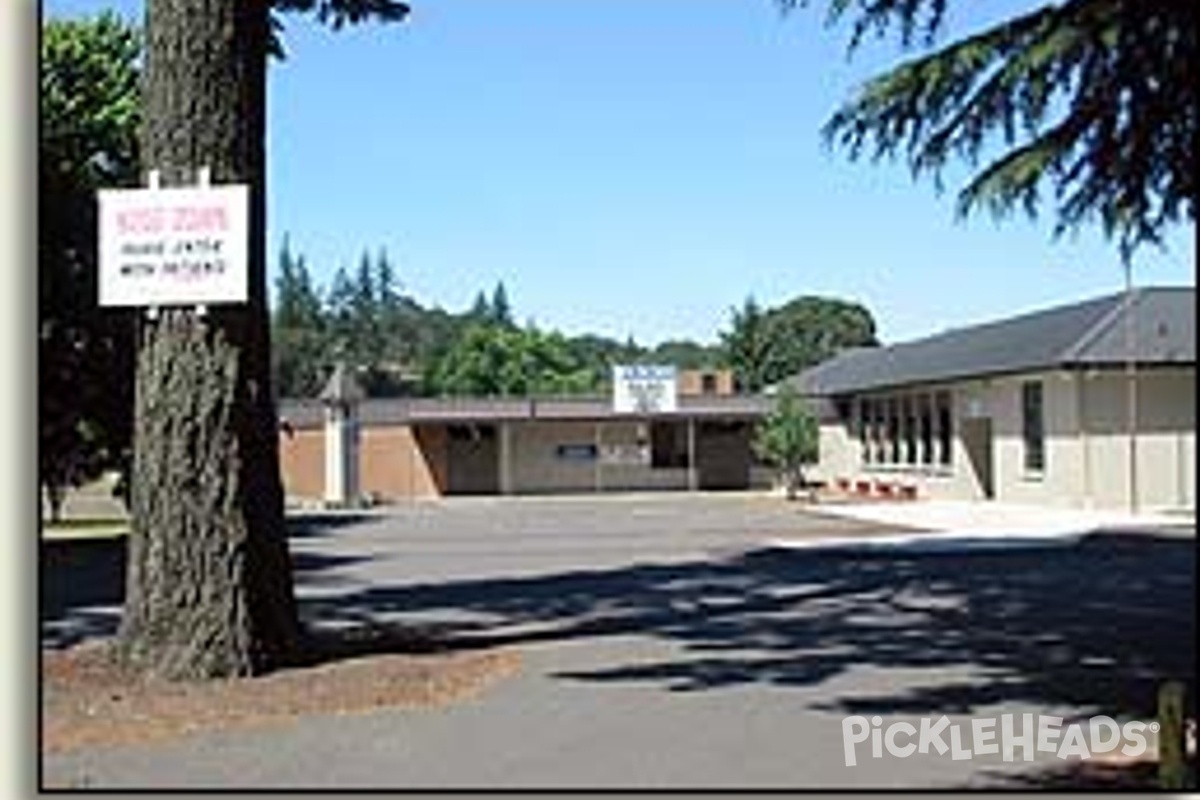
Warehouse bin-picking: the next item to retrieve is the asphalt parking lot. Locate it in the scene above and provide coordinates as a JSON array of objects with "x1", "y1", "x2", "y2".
[{"x1": 43, "y1": 493, "x2": 1195, "y2": 789}]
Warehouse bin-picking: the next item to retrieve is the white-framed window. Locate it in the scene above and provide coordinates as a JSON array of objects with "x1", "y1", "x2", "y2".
[
  {"x1": 857, "y1": 390, "x2": 952, "y2": 472},
  {"x1": 935, "y1": 390, "x2": 953, "y2": 467},
  {"x1": 1021, "y1": 380, "x2": 1045, "y2": 474},
  {"x1": 918, "y1": 393, "x2": 933, "y2": 465}
]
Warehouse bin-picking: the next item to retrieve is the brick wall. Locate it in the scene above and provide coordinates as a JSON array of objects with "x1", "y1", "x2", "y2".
[
  {"x1": 359, "y1": 424, "x2": 447, "y2": 500},
  {"x1": 279, "y1": 427, "x2": 324, "y2": 500},
  {"x1": 678, "y1": 369, "x2": 735, "y2": 397}
]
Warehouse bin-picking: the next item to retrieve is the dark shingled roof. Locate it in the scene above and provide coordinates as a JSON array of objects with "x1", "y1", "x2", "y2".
[
  {"x1": 793, "y1": 287, "x2": 1195, "y2": 397},
  {"x1": 278, "y1": 394, "x2": 771, "y2": 430}
]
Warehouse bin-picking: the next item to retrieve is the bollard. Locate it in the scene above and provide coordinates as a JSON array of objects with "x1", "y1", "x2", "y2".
[{"x1": 1157, "y1": 680, "x2": 1188, "y2": 789}]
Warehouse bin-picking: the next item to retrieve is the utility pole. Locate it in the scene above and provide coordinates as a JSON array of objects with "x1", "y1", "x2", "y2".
[{"x1": 1124, "y1": 259, "x2": 1138, "y2": 514}]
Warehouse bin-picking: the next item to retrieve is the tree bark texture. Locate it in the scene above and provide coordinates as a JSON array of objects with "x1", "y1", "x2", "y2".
[{"x1": 117, "y1": 0, "x2": 298, "y2": 679}]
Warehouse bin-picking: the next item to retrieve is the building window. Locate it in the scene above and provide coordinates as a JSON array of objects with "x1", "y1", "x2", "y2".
[
  {"x1": 1022, "y1": 381, "x2": 1045, "y2": 473},
  {"x1": 650, "y1": 421, "x2": 689, "y2": 468},
  {"x1": 935, "y1": 391, "x2": 952, "y2": 466},
  {"x1": 863, "y1": 398, "x2": 874, "y2": 464},
  {"x1": 556, "y1": 443, "x2": 598, "y2": 461},
  {"x1": 902, "y1": 395, "x2": 917, "y2": 465},
  {"x1": 854, "y1": 398, "x2": 873, "y2": 462},
  {"x1": 918, "y1": 394, "x2": 933, "y2": 465},
  {"x1": 857, "y1": 392, "x2": 951, "y2": 471},
  {"x1": 887, "y1": 397, "x2": 900, "y2": 464},
  {"x1": 700, "y1": 373, "x2": 718, "y2": 395}
]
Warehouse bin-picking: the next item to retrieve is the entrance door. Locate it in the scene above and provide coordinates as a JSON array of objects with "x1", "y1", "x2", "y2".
[
  {"x1": 446, "y1": 424, "x2": 500, "y2": 494},
  {"x1": 960, "y1": 417, "x2": 994, "y2": 499},
  {"x1": 696, "y1": 420, "x2": 752, "y2": 490}
]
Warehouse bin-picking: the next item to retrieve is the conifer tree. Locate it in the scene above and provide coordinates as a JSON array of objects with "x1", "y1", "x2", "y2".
[{"x1": 121, "y1": 0, "x2": 408, "y2": 679}]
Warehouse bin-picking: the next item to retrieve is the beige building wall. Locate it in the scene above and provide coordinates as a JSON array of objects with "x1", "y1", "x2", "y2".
[
  {"x1": 987, "y1": 371, "x2": 1085, "y2": 509},
  {"x1": 812, "y1": 424, "x2": 859, "y2": 485},
  {"x1": 1133, "y1": 368, "x2": 1196, "y2": 512},
  {"x1": 507, "y1": 419, "x2": 693, "y2": 493},
  {"x1": 600, "y1": 420, "x2": 691, "y2": 490},
  {"x1": 1078, "y1": 368, "x2": 1195, "y2": 512},
  {"x1": 812, "y1": 366, "x2": 1195, "y2": 512},
  {"x1": 509, "y1": 420, "x2": 603, "y2": 493},
  {"x1": 812, "y1": 386, "x2": 977, "y2": 501}
]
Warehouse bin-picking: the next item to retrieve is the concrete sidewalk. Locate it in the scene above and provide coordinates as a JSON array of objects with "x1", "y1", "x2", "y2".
[{"x1": 773, "y1": 498, "x2": 1194, "y2": 550}]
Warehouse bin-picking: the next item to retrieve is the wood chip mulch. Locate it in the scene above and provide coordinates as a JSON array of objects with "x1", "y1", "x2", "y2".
[{"x1": 42, "y1": 636, "x2": 522, "y2": 754}]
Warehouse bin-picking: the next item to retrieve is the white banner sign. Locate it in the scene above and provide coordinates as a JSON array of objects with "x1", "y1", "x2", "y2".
[
  {"x1": 612, "y1": 364, "x2": 677, "y2": 414},
  {"x1": 600, "y1": 443, "x2": 651, "y2": 465},
  {"x1": 97, "y1": 184, "x2": 249, "y2": 307}
]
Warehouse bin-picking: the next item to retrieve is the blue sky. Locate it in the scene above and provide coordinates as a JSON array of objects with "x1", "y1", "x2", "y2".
[{"x1": 46, "y1": 0, "x2": 1195, "y2": 346}]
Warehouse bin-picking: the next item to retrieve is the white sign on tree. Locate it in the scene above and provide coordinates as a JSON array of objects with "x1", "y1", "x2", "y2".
[
  {"x1": 612, "y1": 364, "x2": 678, "y2": 414},
  {"x1": 97, "y1": 183, "x2": 249, "y2": 307}
]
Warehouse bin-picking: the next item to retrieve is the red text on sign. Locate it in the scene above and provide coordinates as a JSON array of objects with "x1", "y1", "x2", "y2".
[
  {"x1": 116, "y1": 207, "x2": 165, "y2": 234},
  {"x1": 172, "y1": 205, "x2": 228, "y2": 233}
]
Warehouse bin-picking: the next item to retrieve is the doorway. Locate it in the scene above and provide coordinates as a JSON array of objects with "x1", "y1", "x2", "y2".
[
  {"x1": 695, "y1": 420, "x2": 752, "y2": 490},
  {"x1": 446, "y1": 424, "x2": 500, "y2": 494}
]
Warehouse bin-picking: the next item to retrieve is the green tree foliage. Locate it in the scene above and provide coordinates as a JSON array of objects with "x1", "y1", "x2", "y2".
[
  {"x1": 271, "y1": 237, "x2": 330, "y2": 397},
  {"x1": 753, "y1": 385, "x2": 819, "y2": 499},
  {"x1": 271, "y1": 248, "x2": 551, "y2": 397},
  {"x1": 39, "y1": 13, "x2": 141, "y2": 519},
  {"x1": 763, "y1": 295, "x2": 877, "y2": 379},
  {"x1": 351, "y1": 251, "x2": 385, "y2": 368},
  {"x1": 269, "y1": 248, "x2": 874, "y2": 401},
  {"x1": 468, "y1": 290, "x2": 491, "y2": 323},
  {"x1": 785, "y1": 0, "x2": 1195, "y2": 261},
  {"x1": 371, "y1": 247, "x2": 433, "y2": 388},
  {"x1": 268, "y1": 0, "x2": 409, "y2": 57},
  {"x1": 272, "y1": 256, "x2": 877, "y2": 400},
  {"x1": 324, "y1": 265, "x2": 357, "y2": 356},
  {"x1": 644, "y1": 339, "x2": 723, "y2": 370},
  {"x1": 721, "y1": 294, "x2": 877, "y2": 390},
  {"x1": 561, "y1": 333, "x2": 644, "y2": 392},
  {"x1": 490, "y1": 281, "x2": 514, "y2": 328},
  {"x1": 720, "y1": 296, "x2": 772, "y2": 392},
  {"x1": 431, "y1": 324, "x2": 594, "y2": 397}
]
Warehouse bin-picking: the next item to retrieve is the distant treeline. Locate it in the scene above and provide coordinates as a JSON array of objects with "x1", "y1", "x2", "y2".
[{"x1": 271, "y1": 238, "x2": 879, "y2": 399}]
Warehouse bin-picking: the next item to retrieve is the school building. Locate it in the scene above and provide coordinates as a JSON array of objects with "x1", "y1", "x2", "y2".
[
  {"x1": 278, "y1": 367, "x2": 773, "y2": 504},
  {"x1": 791, "y1": 287, "x2": 1195, "y2": 513}
]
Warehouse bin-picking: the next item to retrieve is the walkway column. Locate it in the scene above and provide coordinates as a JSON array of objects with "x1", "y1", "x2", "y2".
[
  {"x1": 1077, "y1": 372, "x2": 1093, "y2": 510},
  {"x1": 499, "y1": 421, "x2": 513, "y2": 495},
  {"x1": 320, "y1": 362, "x2": 364, "y2": 508},
  {"x1": 1123, "y1": 269, "x2": 1139, "y2": 513},
  {"x1": 687, "y1": 417, "x2": 698, "y2": 492},
  {"x1": 594, "y1": 422, "x2": 604, "y2": 493}
]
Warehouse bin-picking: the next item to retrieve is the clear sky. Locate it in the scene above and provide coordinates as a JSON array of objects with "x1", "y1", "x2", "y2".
[{"x1": 45, "y1": 0, "x2": 1195, "y2": 347}]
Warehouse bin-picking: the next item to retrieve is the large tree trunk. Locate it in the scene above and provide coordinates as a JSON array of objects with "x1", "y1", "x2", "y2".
[{"x1": 116, "y1": 0, "x2": 299, "y2": 679}]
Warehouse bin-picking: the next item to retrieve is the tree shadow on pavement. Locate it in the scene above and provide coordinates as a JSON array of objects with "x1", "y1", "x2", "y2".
[
  {"x1": 40, "y1": 515, "x2": 378, "y2": 650},
  {"x1": 971, "y1": 757, "x2": 1173, "y2": 790},
  {"x1": 299, "y1": 531, "x2": 1195, "y2": 721},
  {"x1": 285, "y1": 512, "x2": 377, "y2": 540}
]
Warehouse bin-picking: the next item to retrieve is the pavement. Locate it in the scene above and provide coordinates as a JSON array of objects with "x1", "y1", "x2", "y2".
[
  {"x1": 801, "y1": 496, "x2": 1193, "y2": 535},
  {"x1": 770, "y1": 496, "x2": 1196, "y2": 550},
  {"x1": 41, "y1": 493, "x2": 1195, "y2": 790}
]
